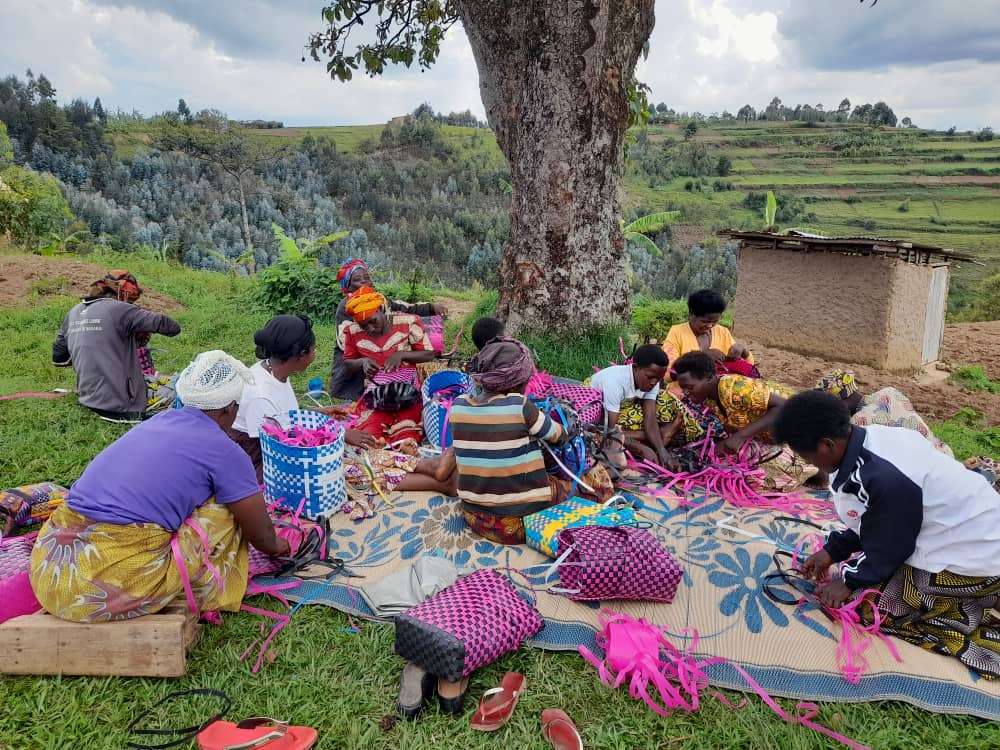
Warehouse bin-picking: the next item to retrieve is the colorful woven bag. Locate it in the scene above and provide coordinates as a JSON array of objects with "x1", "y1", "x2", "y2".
[
  {"x1": 524, "y1": 497, "x2": 640, "y2": 558},
  {"x1": 260, "y1": 410, "x2": 346, "y2": 518},
  {"x1": 556, "y1": 526, "x2": 683, "y2": 603},
  {"x1": 0, "y1": 483, "x2": 67, "y2": 535},
  {"x1": 0, "y1": 532, "x2": 41, "y2": 623},
  {"x1": 421, "y1": 370, "x2": 472, "y2": 449},
  {"x1": 394, "y1": 569, "x2": 544, "y2": 681}
]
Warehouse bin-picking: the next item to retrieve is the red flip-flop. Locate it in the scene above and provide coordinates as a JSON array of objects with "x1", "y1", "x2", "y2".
[
  {"x1": 197, "y1": 718, "x2": 317, "y2": 750},
  {"x1": 541, "y1": 709, "x2": 583, "y2": 750},
  {"x1": 470, "y1": 672, "x2": 527, "y2": 731}
]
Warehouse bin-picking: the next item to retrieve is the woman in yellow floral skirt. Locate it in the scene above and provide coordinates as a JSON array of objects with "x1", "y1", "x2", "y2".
[
  {"x1": 672, "y1": 352, "x2": 819, "y2": 490},
  {"x1": 30, "y1": 351, "x2": 289, "y2": 623}
]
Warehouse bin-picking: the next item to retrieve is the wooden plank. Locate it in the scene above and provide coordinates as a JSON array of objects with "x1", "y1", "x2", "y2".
[{"x1": 0, "y1": 609, "x2": 200, "y2": 677}]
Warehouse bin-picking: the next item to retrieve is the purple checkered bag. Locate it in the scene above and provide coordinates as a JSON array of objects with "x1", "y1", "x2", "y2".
[
  {"x1": 394, "y1": 569, "x2": 544, "y2": 681},
  {"x1": 556, "y1": 526, "x2": 683, "y2": 603}
]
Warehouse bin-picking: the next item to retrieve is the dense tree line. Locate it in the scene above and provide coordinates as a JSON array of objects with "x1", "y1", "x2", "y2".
[{"x1": 651, "y1": 97, "x2": 903, "y2": 128}]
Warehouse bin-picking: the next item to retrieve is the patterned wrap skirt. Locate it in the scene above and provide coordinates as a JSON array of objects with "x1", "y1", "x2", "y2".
[
  {"x1": 618, "y1": 392, "x2": 707, "y2": 444},
  {"x1": 874, "y1": 564, "x2": 1000, "y2": 679},
  {"x1": 29, "y1": 501, "x2": 248, "y2": 623}
]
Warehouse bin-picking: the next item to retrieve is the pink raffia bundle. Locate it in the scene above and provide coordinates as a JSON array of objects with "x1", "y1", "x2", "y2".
[
  {"x1": 630, "y1": 431, "x2": 834, "y2": 519},
  {"x1": 789, "y1": 539, "x2": 902, "y2": 683},
  {"x1": 260, "y1": 420, "x2": 342, "y2": 448},
  {"x1": 580, "y1": 611, "x2": 870, "y2": 749}
]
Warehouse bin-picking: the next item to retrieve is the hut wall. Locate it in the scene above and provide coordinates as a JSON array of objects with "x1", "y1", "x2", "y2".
[
  {"x1": 884, "y1": 262, "x2": 940, "y2": 370},
  {"x1": 733, "y1": 246, "x2": 897, "y2": 367}
]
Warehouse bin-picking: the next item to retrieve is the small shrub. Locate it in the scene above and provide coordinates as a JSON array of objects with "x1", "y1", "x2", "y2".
[
  {"x1": 949, "y1": 365, "x2": 1000, "y2": 394},
  {"x1": 932, "y1": 408, "x2": 1000, "y2": 460},
  {"x1": 845, "y1": 194, "x2": 862, "y2": 204},
  {"x1": 941, "y1": 153, "x2": 966, "y2": 163},
  {"x1": 716, "y1": 155, "x2": 733, "y2": 176},
  {"x1": 253, "y1": 258, "x2": 340, "y2": 322},
  {"x1": 975, "y1": 127, "x2": 995, "y2": 142},
  {"x1": 631, "y1": 298, "x2": 688, "y2": 342},
  {"x1": 898, "y1": 197, "x2": 910, "y2": 213},
  {"x1": 684, "y1": 180, "x2": 695, "y2": 191}
]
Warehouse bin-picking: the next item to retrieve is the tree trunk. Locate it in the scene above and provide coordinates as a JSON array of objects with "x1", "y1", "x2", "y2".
[
  {"x1": 457, "y1": 0, "x2": 655, "y2": 335},
  {"x1": 235, "y1": 177, "x2": 256, "y2": 273}
]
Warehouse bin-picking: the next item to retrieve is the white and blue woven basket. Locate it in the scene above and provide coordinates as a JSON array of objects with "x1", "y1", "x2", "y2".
[
  {"x1": 421, "y1": 370, "x2": 472, "y2": 449},
  {"x1": 260, "y1": 409, "x2": 346, "y2": 518}
]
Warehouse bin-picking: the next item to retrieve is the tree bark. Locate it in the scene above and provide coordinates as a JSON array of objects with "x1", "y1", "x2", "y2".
[{"x1": 457, "y1": 0, "x2": 655, "y2": 335}]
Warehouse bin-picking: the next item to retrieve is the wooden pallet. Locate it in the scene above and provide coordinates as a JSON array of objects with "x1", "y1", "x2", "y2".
[{"x1": 0, "y1": 605, "x2": 200, "y2": 677}]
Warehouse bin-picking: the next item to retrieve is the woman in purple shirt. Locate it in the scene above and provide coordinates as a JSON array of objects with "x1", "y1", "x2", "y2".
[{"x1": 29, "y1": 351, "x2": 289, "y2": 623}]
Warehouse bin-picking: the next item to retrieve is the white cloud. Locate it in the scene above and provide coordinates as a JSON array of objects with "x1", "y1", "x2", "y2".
[{"x1": 689, "y1": 0, "x2": 779, "y2": 63}]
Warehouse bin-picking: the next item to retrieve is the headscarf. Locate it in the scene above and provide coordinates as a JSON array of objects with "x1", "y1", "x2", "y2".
[
  {"x1": 176, "y1": 350, "x2": 253, "y2": 410},
  {"x1": 467, "y1": 337, "x2": 536, "y2": 393},
  {"x1": 337, "y1": 258, "x2": 369, "y2": 294},
  {"x1": 89, "y1": 270, "x2": 142, "y2": 303},
  {"x1": 254, "y1": 315, "x2": 314, "y2": 361},
  {"x1": 816, "y1": 369, "x2": 859, "y2": 399},
  {"x1": 345, "y1": 286, "x2": 387, "y2": 324}
]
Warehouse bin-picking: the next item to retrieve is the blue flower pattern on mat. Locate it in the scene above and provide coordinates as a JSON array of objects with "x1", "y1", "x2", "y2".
[{"x1": 708, "y1": 547, "x2": 789, "y2": 634}]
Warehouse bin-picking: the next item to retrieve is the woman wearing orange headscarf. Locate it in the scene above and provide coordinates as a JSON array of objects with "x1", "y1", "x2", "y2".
[{"x1": 342, "y1": 287, "x2": 436, "y2": 445}]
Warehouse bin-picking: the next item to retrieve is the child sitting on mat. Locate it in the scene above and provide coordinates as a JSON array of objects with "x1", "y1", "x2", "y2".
[
  {"x1": 775, "y1": 391, "x2": 1000, "y2": 678},
  {"x1": 445, "y1": 338, "x2": 571, "y2": 545}
]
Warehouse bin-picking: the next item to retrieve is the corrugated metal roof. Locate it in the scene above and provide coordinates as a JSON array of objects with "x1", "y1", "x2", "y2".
[{"x1": 719, "y1": 230, "x2": 977, "y2": 263}]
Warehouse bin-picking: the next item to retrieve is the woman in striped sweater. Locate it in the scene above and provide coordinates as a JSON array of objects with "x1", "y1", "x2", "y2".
[{"x1": 448, "y1": 338, "x2": 572, "y2": 545}]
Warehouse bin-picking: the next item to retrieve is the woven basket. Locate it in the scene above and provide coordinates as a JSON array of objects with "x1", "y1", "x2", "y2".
[
  {"x1": 421, "y1": 370, "x2": 472, "y2": 449},
  {"x1": 260, "y1": 410, "x2": 346, "y2": 518}
]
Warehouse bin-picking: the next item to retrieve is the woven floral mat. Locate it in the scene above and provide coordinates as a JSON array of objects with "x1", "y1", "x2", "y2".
[{"x1": 270, "y1": 490, "x2": 1000, "y2": 719}]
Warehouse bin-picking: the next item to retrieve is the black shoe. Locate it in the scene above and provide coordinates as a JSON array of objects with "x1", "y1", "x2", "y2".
[
  {"x1": 437, "y1": 677, "x2": 470, "y2": 716},
  {"x1": 397, "y1": 662, "x2": 436, "y2": 720}
]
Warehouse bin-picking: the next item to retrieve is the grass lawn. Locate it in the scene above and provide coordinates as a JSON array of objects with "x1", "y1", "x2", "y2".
[{"x1": 1, "y1": 251, "x2": 998, "y2": 749}]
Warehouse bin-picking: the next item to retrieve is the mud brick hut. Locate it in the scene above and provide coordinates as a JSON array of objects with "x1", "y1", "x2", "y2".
[{"x1": 725, "y1": 231, "x2": 974, "y2": 371}]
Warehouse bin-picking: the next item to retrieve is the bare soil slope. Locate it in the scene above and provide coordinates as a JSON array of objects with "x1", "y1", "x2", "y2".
[{"x1": 0, "y1": 254, "x2": 181, "y2": 313}]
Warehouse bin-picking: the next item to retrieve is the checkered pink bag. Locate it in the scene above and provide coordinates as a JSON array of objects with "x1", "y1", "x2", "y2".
[
  {"x1": 527, "y1": 372, "x2": 603, "y2": 425},
  {"x1": 556, "y1": 526, "x2": 683, "y2": 603},
  {"x1": 0, "y1": 532, "x2": 41, "y2": 623},
  {"x1": 394, "y1": 569, "x2": 544, "y2": 681},
  {"x1": 371, "y1": 366, "x2": 419, "y2": 387}
]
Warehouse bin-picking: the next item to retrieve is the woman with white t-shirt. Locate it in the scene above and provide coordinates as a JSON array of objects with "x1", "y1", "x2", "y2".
[{"x1": 230, "y1": 315, "x2": 375, "y2": 481}]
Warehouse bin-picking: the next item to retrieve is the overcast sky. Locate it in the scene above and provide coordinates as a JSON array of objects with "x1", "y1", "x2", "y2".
[{"x1": 2, "y1": 0, "x2": 997, "y2": 131}]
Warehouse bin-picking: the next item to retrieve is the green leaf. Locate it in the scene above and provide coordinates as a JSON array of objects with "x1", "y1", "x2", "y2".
[
  {"x1": 623, "y1": 210, "x2": 680, "y2": 236},
  {"x1": 625, "y1": 232, "x2": 662, "y2": 257},
  {"x1": 271, "y1": 223, "x2": 302, "y2": 260},
  {"x1": 764, "y1": 190, "x2": 777, "y2": 227},
  {"x1": 303, "y1": 229, "x2": 350, "y2": 256}
]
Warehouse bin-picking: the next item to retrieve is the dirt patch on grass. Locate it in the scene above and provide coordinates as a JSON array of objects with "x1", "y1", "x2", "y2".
[
  {"x1": 749, "y1": 321, "x2": 1000, "y2": 425},
  {"x1": 0, "y1": 254, "x2": 182, "y2": 313}
]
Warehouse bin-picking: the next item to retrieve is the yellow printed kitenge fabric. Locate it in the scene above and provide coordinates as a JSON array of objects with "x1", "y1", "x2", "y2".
[{"x1": 29, "y1": 500, "x2": 248, "y2": 623}]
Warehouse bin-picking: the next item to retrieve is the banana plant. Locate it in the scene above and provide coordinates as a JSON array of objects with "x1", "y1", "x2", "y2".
[
  {"x1": 764, "y1": 190, "x2": 777, "y2": 229},
  {"x1": 621, "y1": 210, "x2": 680, "y2": 257},
  {"x1": 272, "y1": 223, "x2": 351, "y2": 261}
]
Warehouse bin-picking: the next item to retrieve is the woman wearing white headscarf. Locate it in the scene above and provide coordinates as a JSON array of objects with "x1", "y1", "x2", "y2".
[{"x1": 30, "y1": 350, "x2": 289, "y2": 623}]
